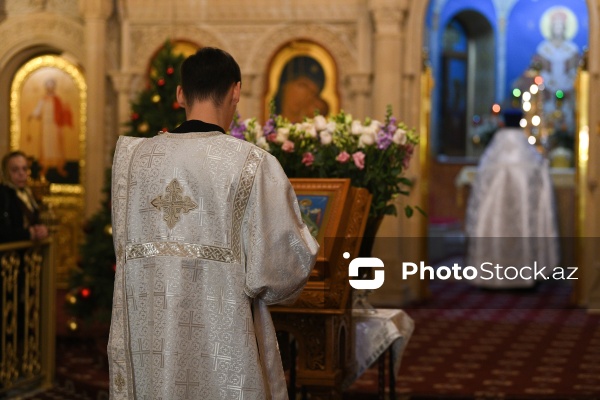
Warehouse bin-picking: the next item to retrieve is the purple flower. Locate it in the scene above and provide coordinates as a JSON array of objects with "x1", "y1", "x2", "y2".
[
  {"x1": 263, "y1": 118, "x2": 276, "y2": 137},
  {"x1": 376, "y1": 127, "x2": 393, "y2": 150},
  {"x1": 230, "y1": 122, "x2": 246, "y2": 140}
]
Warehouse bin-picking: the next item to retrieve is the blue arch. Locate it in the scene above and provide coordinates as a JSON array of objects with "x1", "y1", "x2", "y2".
[
  {"x1": 438, "y1": 0, "x2": 497, "y2": 33},
  {"x1": 426, "y1": 0, "x2": 497, "y2": 155}
]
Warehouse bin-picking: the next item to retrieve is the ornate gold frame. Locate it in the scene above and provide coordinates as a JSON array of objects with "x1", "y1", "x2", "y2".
[
  {"x1": 10, "y1": 55, "x2": 87, "y2": 195},
  {"x1": 264, "y1": 40, "x2": 339, "y2": 120}
]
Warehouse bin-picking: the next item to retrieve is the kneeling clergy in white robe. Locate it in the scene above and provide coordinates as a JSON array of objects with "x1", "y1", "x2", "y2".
[
  {"x1": 108, "y1": 121, "x2": 318, "y2": 399},
  {"x1": 465, "y1": 118, "x2": 559, "y2": 289}
]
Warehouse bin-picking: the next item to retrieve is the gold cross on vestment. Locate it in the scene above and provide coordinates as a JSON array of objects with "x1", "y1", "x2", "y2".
[{"x1": 151, "y1": 179, "x2": 198, "y2": 229}]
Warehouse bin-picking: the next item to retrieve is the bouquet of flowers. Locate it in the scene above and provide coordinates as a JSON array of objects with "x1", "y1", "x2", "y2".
[{"x1": 229, "y1": 106, "x2": 421, "y2": 219}]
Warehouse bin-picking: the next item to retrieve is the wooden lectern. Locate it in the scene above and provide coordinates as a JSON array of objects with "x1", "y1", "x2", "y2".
[{"x1": 270, "y1": 178, "x2": 372, "y2": 399}]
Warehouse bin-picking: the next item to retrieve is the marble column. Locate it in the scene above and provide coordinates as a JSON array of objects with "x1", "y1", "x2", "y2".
[
  {"x1": 346, "y1": 73, "x2": 372, "y2": 120},
  {"x1": 368, "y1": 0, "x2": 429, "y2": 307},
  {"x1": 80, "y1": 0, "x2": 112, "y2": 217},
  {"x1": 108, "y1": 71, "x2": 134, "y2": 136},
  {"x1": 240, "y1": 72, "x2": 259, "y2": 120},
  {"x1": 369, "y1": 0, "x2": 405, "y2": 120}
]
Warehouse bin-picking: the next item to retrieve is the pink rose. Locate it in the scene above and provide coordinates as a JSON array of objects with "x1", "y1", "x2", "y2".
[
  {"x1": 352, "y1": 151, "x2": 366, "y2": 170},
  {"x1": 336, "y1": 151, "x2": 350, "y2": 163},
  {"x1": 267, "y1": 133, "x2": 277, "y2": 142},
  {"x1": 282, "y1": 140, "x2": 295, "y2": 153},
  {"x1": 302, "y1": 152, "x2": 314, "y2": 166},
  {"x1": 402, "y1": 144, "x2": 414, "y2": 169},
  {"x1": 402, "y1": 156, "x2": 411, "y2": 170}
]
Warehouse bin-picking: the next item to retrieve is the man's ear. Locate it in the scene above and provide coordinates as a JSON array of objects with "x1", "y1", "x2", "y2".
[
  {"x1": 176, "y1": 85, "x2": 186, "y2": 108},
  {"x1": 232, "y1": 82, "x2": 241, "y2": 105}
]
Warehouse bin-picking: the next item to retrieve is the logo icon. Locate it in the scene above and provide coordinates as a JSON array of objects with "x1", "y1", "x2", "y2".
[{"x1": 346, "y1": 252, "x2": 385, "y2": 290}]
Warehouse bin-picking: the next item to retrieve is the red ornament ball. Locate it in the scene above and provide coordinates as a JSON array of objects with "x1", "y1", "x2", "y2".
[
  {"x1": 161, "y1": 127, "x2": 168, "y2": 133},
  {"x1": 173, "y1": 101, "x2": 180, "y2": 110},
  {"x1": 157, "y1": 78, "x2": 165, "y2": 86},
  {"x1": 81, "y1": 288, "x2": 91, "y2": 298},
  {"x1": 112, "y1": 263, "x2": 116, "y2": 272},
  {"x1": 166, "y1": 66, "x2": 174, "y2": 75},
  {"x1": 131, "y1": 112, "x2": 139, "y2": 121}
]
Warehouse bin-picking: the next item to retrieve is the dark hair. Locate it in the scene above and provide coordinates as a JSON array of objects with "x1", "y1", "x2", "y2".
[
  {"x1": 180, "y1": 47, "x2": 241, "y2": 107},
  {"x1": 503, "y1": 108, "x2": 524, "y2": 128}
]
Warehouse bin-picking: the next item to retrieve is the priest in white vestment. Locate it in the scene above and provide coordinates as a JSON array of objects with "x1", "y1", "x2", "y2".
[
  {"x1": 108, "y1": 48, "x2": 318, "y2": 400},
  {"x1": 465, "y1": 109, "x2": 559, "y2": 289}
]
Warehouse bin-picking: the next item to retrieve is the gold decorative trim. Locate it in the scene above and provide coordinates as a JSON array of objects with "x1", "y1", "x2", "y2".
[
  {"x1": 231, "y1": 148, "x2": 264, "y2": 262},
  {"x1": 126, "y1": 242, "x2": 234, "y2": 264},
  {"x1": 115, "y1": 372, "x2": 125, "y2": 393},
  {"x1": 49, "y1": 184, "x2": 83, "y2": 195},
  {"x1": 151, "y1": 179, "x2": 198, "y2": 229},
  {"x1": 163, "y1": 132, "x2": 222, "y2": 139},
  {"x1": 10, "y1": 55, "x2": 87, "y2": 195},
  {"x1": 1, "y1": 251, "x2": 20, "y2": 388}
]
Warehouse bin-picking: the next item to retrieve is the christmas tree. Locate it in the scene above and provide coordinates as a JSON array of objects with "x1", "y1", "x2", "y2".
[{"x1": 66, "y1": 41, "x2": 187, "y2": 329}]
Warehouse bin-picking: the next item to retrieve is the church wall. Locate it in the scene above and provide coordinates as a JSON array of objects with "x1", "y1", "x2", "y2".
[{"x1": 0, "y1": 0, "x2": 597, "y2": 309}]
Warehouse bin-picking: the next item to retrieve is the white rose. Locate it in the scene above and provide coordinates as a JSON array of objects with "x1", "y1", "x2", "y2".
[
  {"x1": 358, "y1": 133, "x2": 375, "y2": 147},
  {"x1": 314, "y1": 115, "x2": 327, "y2": 131},
  {"x1": 276, "y1": 127, "x2": 289, "y2": 143},
  {"x1": 254, "y1": 124, "x2": 264, "y2": 138},
  {"x1": 362, "y1": 120, "x2": 381, "y2": 136},
  {"x1": 320, "y1": 130, "x2": 333, "y2": 145},
  {"x1": 392, "y1": 128, "x2": 407, "y2": 145},
  {"x1": 301, "y1": 122, "x2": 317, "y2": 138},
  {"x1": 245, "y1": 118, "x2": 262, "y2": 138},
  {"x1": 351, "y1": 120, "x2": 364, "y2": 136},
  {"x1": 362, "y1": 125, "x2": 376, "y2": 137},
  {"x1": 326, "y1": 121, "x2": 337, "y2": 133},
  {"x1": 256, "y1": 136, "x2": 270, "y2": 150}
]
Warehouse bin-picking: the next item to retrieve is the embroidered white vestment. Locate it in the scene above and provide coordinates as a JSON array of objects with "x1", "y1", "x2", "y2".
[{"x1": 108, "y1": 132, "x2": 318, "y2": 399}]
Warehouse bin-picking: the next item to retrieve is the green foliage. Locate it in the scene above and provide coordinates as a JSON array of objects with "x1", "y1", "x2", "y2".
[
  {"x1": 67, "y1": 40, "x2": 186, "y2": 323},
  {"x1": 126, "y1": 40, "x2": 186, "y2": 137},
  {"x1": 66, "y1": 169, "x2": 114, "y2": 323}
]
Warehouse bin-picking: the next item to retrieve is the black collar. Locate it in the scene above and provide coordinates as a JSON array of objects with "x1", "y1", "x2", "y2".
[{"x1": 170, "y1": 120, "x2": 226, "y2": 134}]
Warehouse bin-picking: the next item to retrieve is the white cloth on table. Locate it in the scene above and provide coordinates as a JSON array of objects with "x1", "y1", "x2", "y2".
[
  {"x1": 343, "y1": 308, "x2": 414, "y2": 389},
  {"x1": 465, "y1": 127, "x2": 560, "y2": 288}
]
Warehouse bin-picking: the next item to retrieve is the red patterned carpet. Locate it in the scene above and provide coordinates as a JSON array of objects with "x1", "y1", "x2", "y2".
[
  {"x1": 345, "y1": 279, "x2": 600, "y2": 400},
  {"x1": 20, "y1": 279, "x2": 600, "y2": 400}
]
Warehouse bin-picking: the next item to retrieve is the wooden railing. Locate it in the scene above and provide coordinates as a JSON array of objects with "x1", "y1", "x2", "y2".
[{"x1": 0, "y1": 239, "x2": 55, "y2": 397}]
